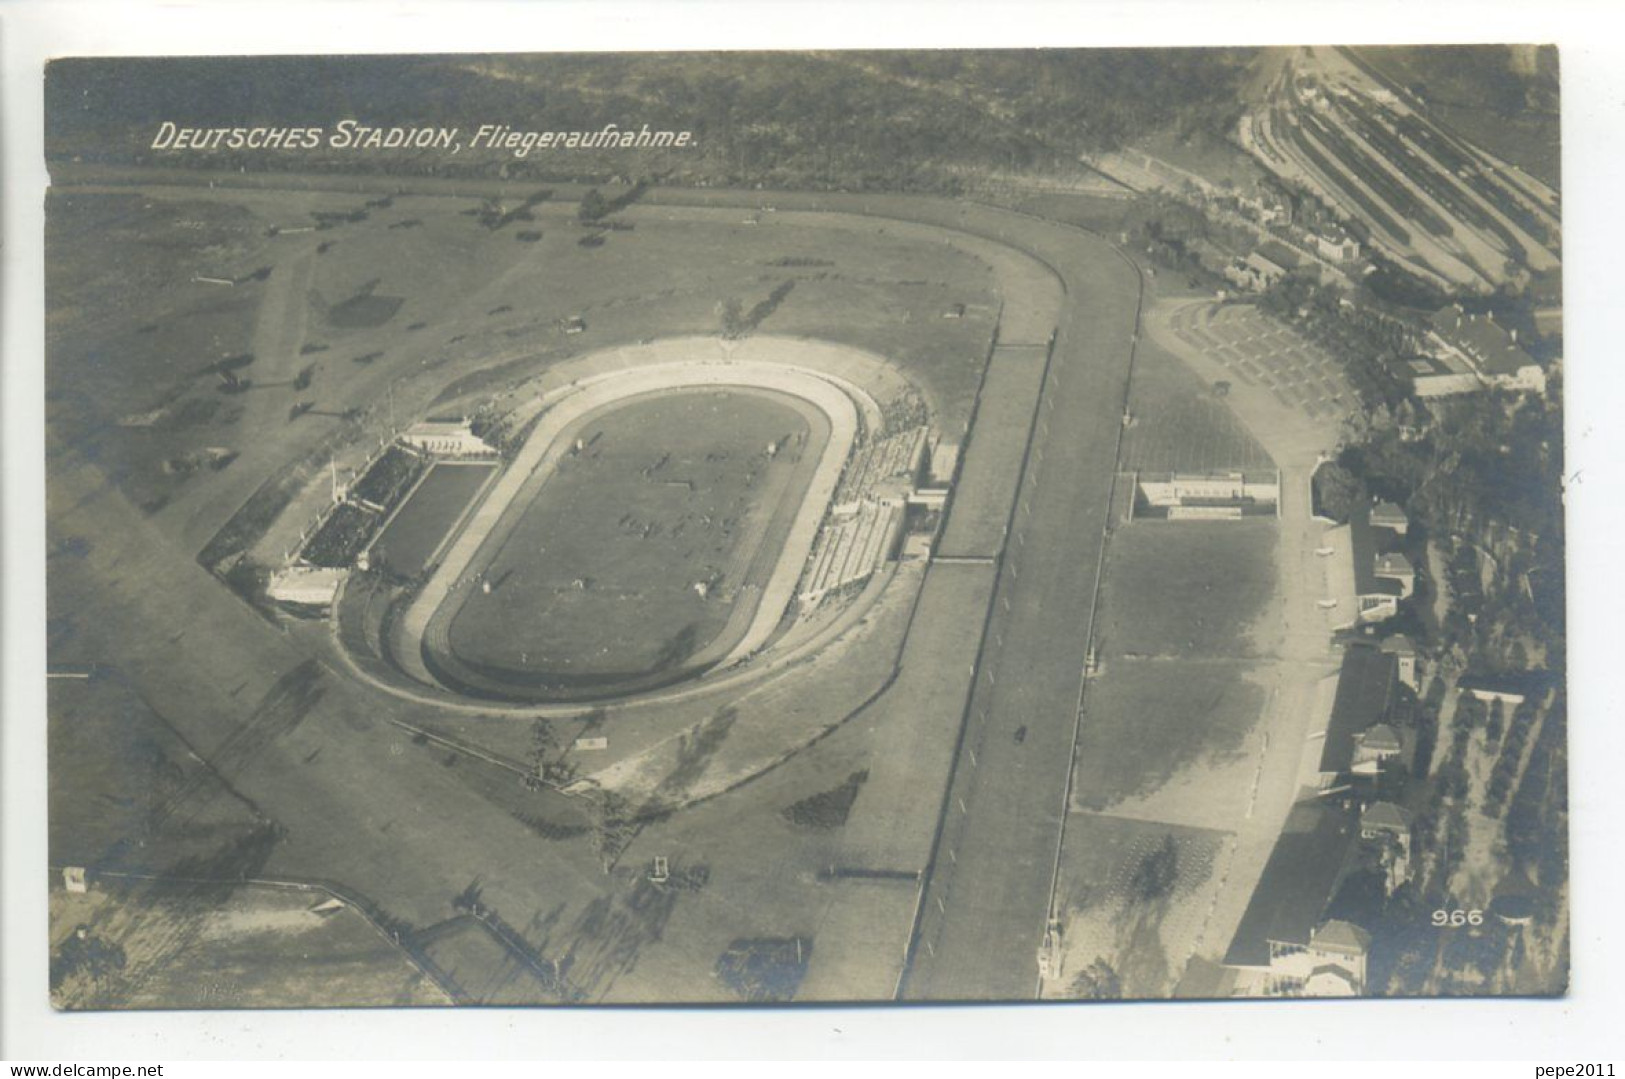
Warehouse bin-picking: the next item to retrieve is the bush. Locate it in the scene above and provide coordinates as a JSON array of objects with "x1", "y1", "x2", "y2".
[
  {"x1": 781, "y1": 771, "x2": 869, "y2": 829},
  {"x1": 715, "y1": 937, "x2": 812, "y2": 1002}
]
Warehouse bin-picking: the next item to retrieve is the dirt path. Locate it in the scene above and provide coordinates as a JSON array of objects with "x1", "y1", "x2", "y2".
[{"x1": 165, "y1": 246, "x2": 317, "y2": 552}]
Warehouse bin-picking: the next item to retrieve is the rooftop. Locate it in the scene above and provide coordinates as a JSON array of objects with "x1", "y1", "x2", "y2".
[
  {"x1": 1375, "y1": 552, "x2": 1414, "y2": 576},
  {"x1": 1320, "y1": 644, "x2": 1398, "y2": 775},
  {"x1": 1372, "y1": 500, "x2": 1408, "y2": 524},
  {"x1": 1358, "y1": 723, "x2": 1403, "y2": 753},
  {"x1": 1430, "y1": 304, "x2": 1537, "y2": 378},
  {"x1": 1312, "y1": 919, "x2": 1373, "y2": 956},
  {"x1": 1361, "y1": 800, "x2": 1411, "y2": 831},
  {"x1": 1223, "y1": 802, "x2": 1361, "y2": 967},
  {"x1": 1379, "y1": 634, "x2": 1416, "y2": 656}
]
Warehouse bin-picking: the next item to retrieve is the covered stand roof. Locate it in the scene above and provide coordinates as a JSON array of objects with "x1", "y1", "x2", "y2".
[
  {"x1": 1319, "y1": 645, "x2": 1398, "y2": 776},
  {"x1": 1223, "y1": 802, "x2": 1361, "y2": 967}
]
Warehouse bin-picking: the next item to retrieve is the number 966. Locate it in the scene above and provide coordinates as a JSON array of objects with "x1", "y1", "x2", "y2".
[{"x1": 1431, "y1": 908, "x2": 1484, "y2": 927}]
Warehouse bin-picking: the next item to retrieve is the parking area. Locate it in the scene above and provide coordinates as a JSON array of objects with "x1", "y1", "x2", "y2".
[{"x1": 1168, "y1": 304, "x2": 1353, "y2": 422}]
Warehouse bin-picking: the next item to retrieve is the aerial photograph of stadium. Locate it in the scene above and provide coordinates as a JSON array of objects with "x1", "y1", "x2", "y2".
[{"x1": 42, "y1": 46, "x2": 1567, "y2": 1008}]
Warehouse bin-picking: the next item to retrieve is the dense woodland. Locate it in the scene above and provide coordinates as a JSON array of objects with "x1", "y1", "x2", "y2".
[
  {"x1": 46, "y1": 51, "x2": 1254, "y2": 193},
  {"x1": 1330, "y1": 380, "x2": 1568, "y2": 993}
]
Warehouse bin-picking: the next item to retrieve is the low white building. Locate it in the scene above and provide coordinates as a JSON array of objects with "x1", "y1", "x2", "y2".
[
  {"x1": 267, "y1": 566, "x2": 349, "y2": 607},
  {"x1": 1313, "y1": 231, "x2": 1361, "y2": 263},
  {"x1": 1135, "y1": 470, "x2": 1280, "y2": 518},
  {"x1": 401, "y1": 419, "x2": 493, "y2": 457}
]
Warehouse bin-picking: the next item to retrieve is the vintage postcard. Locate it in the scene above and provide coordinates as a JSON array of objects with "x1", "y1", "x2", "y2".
[{"x1": 43, "y1": 46, "x2": 1566, "y2": 1008}]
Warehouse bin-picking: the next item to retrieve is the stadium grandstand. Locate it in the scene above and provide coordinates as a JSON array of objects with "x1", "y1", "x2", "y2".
[{"x1": 799, "y1": 426, "x2": 929, "y2": 604}]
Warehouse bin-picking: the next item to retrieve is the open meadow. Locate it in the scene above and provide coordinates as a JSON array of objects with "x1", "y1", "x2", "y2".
[{"x1": 1095, "y1": 519, "x2": 1278, "y2": 660}]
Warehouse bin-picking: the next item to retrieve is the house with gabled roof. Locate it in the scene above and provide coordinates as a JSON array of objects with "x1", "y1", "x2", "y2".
[
  {"x1": 1352, "y1": 723, "x2": 1405, "y2": 778},
  {"x1": 1361, "y1": 800, "x2": 1411, "y2": 838},
  {"x1": 1280, "y1": 920, "x2": 1372, "y2": 996}
]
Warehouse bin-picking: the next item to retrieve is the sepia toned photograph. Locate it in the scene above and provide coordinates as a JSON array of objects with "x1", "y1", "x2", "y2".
[{"x1": 41, "y1": 44, "x2": 1567, "y2": 1011}]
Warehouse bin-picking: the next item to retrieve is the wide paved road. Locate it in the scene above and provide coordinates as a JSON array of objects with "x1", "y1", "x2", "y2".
[{"x1": 897, "y1": 214, "x2": 1144, "y2": 1001}]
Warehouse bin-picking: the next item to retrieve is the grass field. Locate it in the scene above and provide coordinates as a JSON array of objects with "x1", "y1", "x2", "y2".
[
  {"x1": 1075, "y1": 508, "x2": 1277, "y2": 809},
  {"x1": 371, "y1": 462, "x2": 495, "y2": 579},
  {"x1": 445, "y1": 388, "x2": 824, "y2": 688},
  {"x1": 1095, "y1": 520, "x2": 1277, "y2": 659},
  {"x1": 1073, "y1": 660, "x2": 1268, "y2": 811}
]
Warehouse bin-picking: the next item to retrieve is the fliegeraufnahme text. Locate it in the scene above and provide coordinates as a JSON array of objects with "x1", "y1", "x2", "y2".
[{"x1": 149, "y1": 121, "x2": 697, "y2": 156}]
